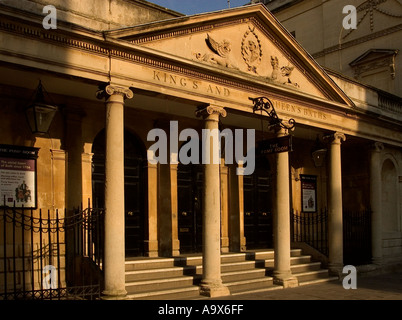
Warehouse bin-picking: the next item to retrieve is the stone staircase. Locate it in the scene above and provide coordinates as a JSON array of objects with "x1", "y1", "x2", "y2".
[{"x1": 125, "y1": 249, "x2": 336, "y2": 300}]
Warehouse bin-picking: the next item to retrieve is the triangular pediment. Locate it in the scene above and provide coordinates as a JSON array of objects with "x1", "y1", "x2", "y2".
[{"x1": 108, "y1": 4, "x2": 353, "y2": 106}]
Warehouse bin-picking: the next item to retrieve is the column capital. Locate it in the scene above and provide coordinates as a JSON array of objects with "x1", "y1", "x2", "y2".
[
  {"x1": 324, "y1": 132, "x2": 346, "y2": 145},
  {"x1": 195, "y1": 105, "x2": 227, "y2": 120},
  {"x1": 371, "y1": 141, "x2": 385, "y2": 153},
  {"x1": 96, "y1": 84, "x2": 134, "y2": 100}
]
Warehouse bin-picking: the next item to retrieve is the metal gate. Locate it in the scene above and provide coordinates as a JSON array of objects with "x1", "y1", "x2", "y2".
[{"x1": 0, "y1": 201, "x2": 103, "y2": 300}]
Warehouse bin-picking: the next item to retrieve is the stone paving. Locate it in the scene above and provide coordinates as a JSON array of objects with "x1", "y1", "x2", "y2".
[{"x1": 211, "y1": 271, "x2": 402, "y2": 300}]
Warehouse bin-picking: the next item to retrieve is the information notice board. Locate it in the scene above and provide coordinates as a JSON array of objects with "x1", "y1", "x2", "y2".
[
  {"x1": 0, "y1": 145, "x2": 39, "y2": 208},
  {"x1": 300, "y1": 174, "x2": 317, "y2": 213}
]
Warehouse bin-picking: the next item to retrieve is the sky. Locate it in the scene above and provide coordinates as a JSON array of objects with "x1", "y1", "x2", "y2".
[{"x1": 147, "y1": 0, "x2": 251, "y2": 15}]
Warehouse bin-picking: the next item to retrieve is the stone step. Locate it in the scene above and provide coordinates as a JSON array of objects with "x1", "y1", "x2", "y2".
[
  {"x1": 124, "y1": 248, "x2": 332, "y2": 300},
  {"x1": 221, "y1": 268, "x2": 268, "y2": 283},
  {"x1": 294, "y1": 269, "x2": 330, "y2": 283},
  {"x1": 126, "y1": 275, "x2": 201, "y2": 294},
  {"x1": 290, "y1": 261, "x2": 322, "y2": 273},
  {"x1": 125, "y1": 249, "x2": 304, "y2": 272},
  {"x1": 225, "y1": 277, "x2": 275, "y2": 294},
  {"x1": 125, "y1": 265, "x2": 200, "y2": 282},
  {"x1": 126, "y1": 286, "x2": 201, "y2": 300}
]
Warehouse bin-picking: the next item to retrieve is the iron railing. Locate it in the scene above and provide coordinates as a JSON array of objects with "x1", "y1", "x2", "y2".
[
  {"x1": 343, "y1": 208, "x2": 372, "y2": 266},
  {"x1": 0, "y1": 201, "x2": 104, "y2": 300},
  {"x1": 291, "y1": 208, "x2": 329, "y2": 256},
  {"x1": 292, "y1": 207, "x2": 372, "y2": 265}
]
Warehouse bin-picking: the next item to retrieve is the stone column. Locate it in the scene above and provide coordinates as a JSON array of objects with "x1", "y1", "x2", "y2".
[
  {"x1": 196, "y1": 105, "x2": 230, "y2": 298},
  {"x1": 325, "y1": 132, "x2": 346, "y2": 276},
  {"x1": 273, "y1": 128, "x2": 298, "y2": 288},
  {"x1": 97, "y1": 84, "x2": 133, "y2": 298},
  {"x1": 370, "y1": 142, "x2": 384, "y2": 265}
]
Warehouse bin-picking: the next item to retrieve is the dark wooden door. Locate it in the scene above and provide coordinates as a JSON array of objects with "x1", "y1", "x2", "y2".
[
  {"x1": 244, "y1": 157, "x2": 273, "y2": 249},
  {"x1": 92, "y1": 129, "x2": 147, "y2": 257},
  {"x1": 177, "y1": 164, "x2": 203, "y2": 253}
]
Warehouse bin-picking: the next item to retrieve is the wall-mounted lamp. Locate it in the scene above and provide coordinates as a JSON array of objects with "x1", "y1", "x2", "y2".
[
  {"x1": 249, "y1": 96, "x2": 296, "y2": 131},
  {"x1": 25, "y1": 81, "x2": 58, "y2": 135},
  {"x1": 311, "y1": 135, "x2": 327, "y2": 167}
]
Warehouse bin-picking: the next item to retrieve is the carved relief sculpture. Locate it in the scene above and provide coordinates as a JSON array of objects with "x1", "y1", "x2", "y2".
[
  {"x1": 270, "y1": 56, "x2": 300, "y2": 88},
  {"x1": 194, "y1": 27, "x2": 300, "y2": 89},
  {"x1": 241, "y1": 25, "x2": 262, "y2": 74},
  {"x1": 195, "y1": 34, "x2": 238, "y2": 69}
]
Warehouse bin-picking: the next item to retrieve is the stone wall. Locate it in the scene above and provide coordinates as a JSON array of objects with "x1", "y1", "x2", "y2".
[{"x1": 0, "y1": 0, "x2": 182, "y2": 31}]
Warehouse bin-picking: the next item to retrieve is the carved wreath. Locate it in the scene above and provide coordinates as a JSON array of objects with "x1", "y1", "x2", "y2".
[{"x1": 241, "y1": 25, "x2": 262, "y2": 74}]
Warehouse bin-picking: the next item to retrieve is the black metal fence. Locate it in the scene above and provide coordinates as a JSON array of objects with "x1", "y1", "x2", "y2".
[
  {"x1": 291, "y1": 208, "x2": 329, "y2": 256},
  {"x1": 292, "y1": 208, "x2": 372, "y2": 265},
  {"x1": 0, "y1": 202, "x2": 104, "y2": 300},
  {"x1": 343, "y1": 208, "x2": 372, "y2": 266}
]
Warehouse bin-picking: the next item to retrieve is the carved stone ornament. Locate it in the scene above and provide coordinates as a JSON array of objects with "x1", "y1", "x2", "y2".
[
  {"x1": 96, "y1": 84, "x2": 134, "y2": 100},
  {"x1": 269, "y1": 56, "x2": 300, "y2": 88},
  {"x1": 195, "y1": 34, "x2": 238, "y2": 69},
  {"x1": 194, "y1": 28, "x2": 301, "y2": 90},
  {"x1": 195, "y1": 105, "x2": 227, "y2": 119},
  {"x1": 241, "y1": 25, "x2": 262, "y2": 74}
]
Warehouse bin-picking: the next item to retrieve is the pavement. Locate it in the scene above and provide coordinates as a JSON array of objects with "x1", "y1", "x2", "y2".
[{"x1": 211, "y1": 270, "x2": 402, "y2": 300}]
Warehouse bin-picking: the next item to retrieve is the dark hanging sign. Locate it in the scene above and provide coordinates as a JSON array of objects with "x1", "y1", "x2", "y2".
[
  {"x1": 0, "y1": 145, "x2": 39, "y2": 208},
  {"x1": 258, "y1": 136, "x2": 292, "y2": 155},
  {"x1": 301, "y1": 175, "x2": 317, "y2": 213}
]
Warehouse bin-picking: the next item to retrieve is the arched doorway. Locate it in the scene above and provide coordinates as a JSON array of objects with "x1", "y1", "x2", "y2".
[
  {"x1": 92, "y1": 129, "x2": 148, "y2": 257},
  {"x1": 244, "y1": 155, "x2": 273, "y2": 249}
]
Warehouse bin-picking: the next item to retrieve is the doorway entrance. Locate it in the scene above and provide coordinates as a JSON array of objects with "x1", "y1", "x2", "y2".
[
  {"x1": 92, "y1": 129, "x2": 148, "y2": 257},
  {"x1": 244, "y1": 156, "x2": 273, "y2": 249},
  {"x1": 177, "y1": 163, "x2": 203, "y2": 254}
]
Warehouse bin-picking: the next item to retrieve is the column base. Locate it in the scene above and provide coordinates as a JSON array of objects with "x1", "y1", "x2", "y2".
[
  {"x1": 102, "y1": 289, "x2": 127, "y2": 300},
  {"x1": 144, "y1": 240, "x2": 159, "y2": 258},
  {"x1": 273, "y1": 272, "x2": 299, "y2": 288},
  {"x1": 371, "y1": 257, "x2": 383, "y2": 266},
  {"x1": 200, "y1": 283, "x2": 230, "y2": 298},
  {"x1": 328, "y1": 263, "x2": 344, "y2": 278},
  {"x1": 221, "y1": 237, "x2": 229, "y2": 253}
]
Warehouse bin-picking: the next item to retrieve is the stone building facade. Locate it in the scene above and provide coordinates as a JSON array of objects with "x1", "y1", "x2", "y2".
[{"x1": 0, "y1": 0, "x2": 401, "y2": 299}]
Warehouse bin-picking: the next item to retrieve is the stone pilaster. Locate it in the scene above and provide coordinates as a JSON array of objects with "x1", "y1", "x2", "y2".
[
  {"x1": 273, "y1": 128, "x2": 298, "y2": 288},
  {"x1": 97, "y1": 84, "x2": 133, "y2": 299},
  {"x1": 325, "y1": 132, "x2": 346, "y2": 276},
  {"x1": 370, "y1": 142, "x2": 384, "y2": 265},
  {"x1": 220, "y1": 158, "x2": 229, "y2": 253},
  {"x1": 196, "y1": 105, "x2": 230, "y2": 298}
]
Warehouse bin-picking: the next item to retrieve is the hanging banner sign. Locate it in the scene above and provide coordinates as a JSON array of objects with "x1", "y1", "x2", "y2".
[
  {"x1": 0, "y1": 145, "x2": 39, "y2": 208},
  {"x1": 301, "y1": 175, "x2": 317, "y2": 213},
  {"x1": 258, "y1": 136, "x2": 292, "y2": 155}
]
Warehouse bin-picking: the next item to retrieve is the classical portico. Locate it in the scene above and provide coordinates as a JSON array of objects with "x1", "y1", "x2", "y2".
[{"x1": 1, "y1": 1, "x2": 402, "y2": 301}]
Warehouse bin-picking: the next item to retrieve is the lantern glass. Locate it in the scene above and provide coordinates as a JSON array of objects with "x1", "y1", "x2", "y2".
[
  {"x1": 25, "y1": 102, "x2": 58, "y2": 135},
  {"x1": 312, "y1": 148, "x2": 327, "y2": 167}
]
